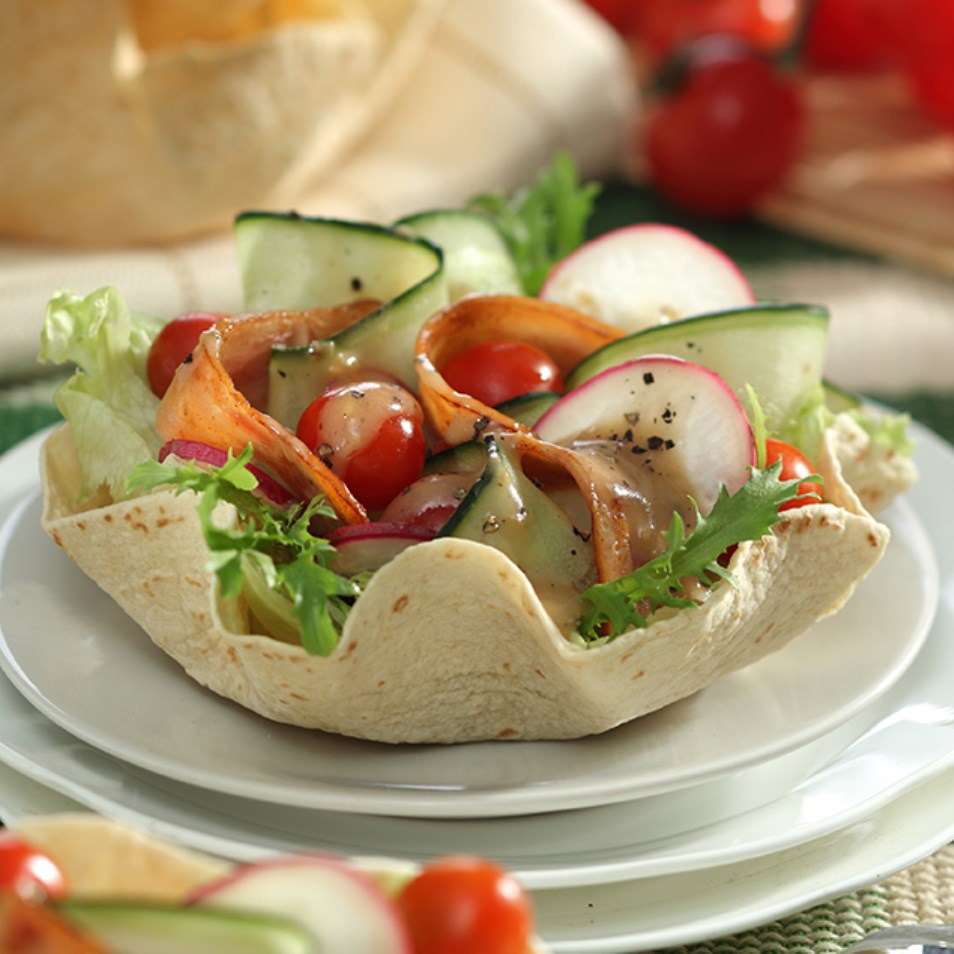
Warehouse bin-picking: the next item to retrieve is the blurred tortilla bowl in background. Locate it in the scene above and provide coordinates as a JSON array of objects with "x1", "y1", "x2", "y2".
[{"x1": 0, "y1": 0, "x2": 443, "y2": 245}]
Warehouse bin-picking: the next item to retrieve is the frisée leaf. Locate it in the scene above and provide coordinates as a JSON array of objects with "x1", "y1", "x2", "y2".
[
  {"x1": 469, "y1": 151, "x2": 600, "y2": 295},
  {"x1": 127, "y1": 447, "x2": 362, "y2": 656},
  {"x1": 577, "y1": 462, "x2": 819, "y2": 642}
]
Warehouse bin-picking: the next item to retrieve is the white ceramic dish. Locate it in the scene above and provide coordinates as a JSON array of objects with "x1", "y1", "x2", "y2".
[
  {"x1": 2, "y1": 735, "x2": 954, "y2": 954},
  {"x1": 0, "y1": 426, "x2": 937, "y2": 818},
  {"x1": 0, "y1": 422, "x2": 949, "y2": 892},
  {"x1": 0, "y1": 604, "x2": 952, "y2": 892},
  {"x1": 532, "y1": 765, "x2": 954, "y2": 953}
]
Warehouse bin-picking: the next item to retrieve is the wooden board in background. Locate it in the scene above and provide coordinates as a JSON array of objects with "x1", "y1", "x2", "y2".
[{"x1": 758, "y1": 73, "x2": 954, "y2": 277}]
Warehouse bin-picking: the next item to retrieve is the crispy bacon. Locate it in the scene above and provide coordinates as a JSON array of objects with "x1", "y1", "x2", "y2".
[
  {"x1": 415, "y1": 295, "x2": 621, "y2": 446},
  {"x1": 156, "y1": 304, "x2": 377, "y2": 525},
  {"x1": 414, "y1": 296, "x2": 638, "y2": 582}
]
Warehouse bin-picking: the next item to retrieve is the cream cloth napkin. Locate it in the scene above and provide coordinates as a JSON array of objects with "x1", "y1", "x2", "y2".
[{"x1": 0, "y1": 0, "x2": 633, "y2": 380}]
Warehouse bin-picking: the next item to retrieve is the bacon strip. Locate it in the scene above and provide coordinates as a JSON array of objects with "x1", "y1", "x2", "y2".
[
  {"x1": 415, "y1": 295, "x2": 622, "y2": 447},
  {"x1": 414, "y1": 295, "x2": 636, "y2": 581},
  {"x1": 156, "y1": 305, "x2": 377, "y2": 524}
]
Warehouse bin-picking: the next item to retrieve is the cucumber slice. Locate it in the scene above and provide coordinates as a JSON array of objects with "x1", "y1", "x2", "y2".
[
  {"x1": 59, "y1": 900, "x2": 315, "y2": 954},
  {"x1": 236, "y1": 213, "x2": 447, "y2": 427},
  {"x1": 395, "y1": 208, "x2": 522, "y2": 299},
  {"x1": 236, "y1": 211, "x2": 441, "y2": 312},
  {"x1": 422, "y1": 440, "x2": 488, "y2": 477},
  {"x1": 496, "y1": 391, "x2": 560, "y2": 428},
  {"x1": 565, "y1": 303, "x2": 829, "y2": 438},
  {"x1": 440, "y1": 434, "x2": 595, "y2": 628}
]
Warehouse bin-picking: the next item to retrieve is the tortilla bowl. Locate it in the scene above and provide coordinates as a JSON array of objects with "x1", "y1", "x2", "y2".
[{"x1": 40, "y1": 421, "x2": 889, "y2": 744}]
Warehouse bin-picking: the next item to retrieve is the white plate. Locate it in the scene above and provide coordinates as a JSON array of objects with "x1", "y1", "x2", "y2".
[
  {"x1": 0, "y1": 423, "x2": 950, "y2": 890},
  {"x1": 3, "y1": 753, "x2": 953, "y2": 954},
  {"x1": 0, "y1": 595, "x2": 952, "y2": 893},
  {"x1": 0, "y1": 426, "x2": 937, "y2": 818},
  {"x1": 532, "y1": 765, "x2": 954, "y2": 953}
]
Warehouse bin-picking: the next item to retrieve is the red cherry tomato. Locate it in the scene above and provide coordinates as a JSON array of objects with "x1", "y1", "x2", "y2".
[
  {"x1": 861, "y1": 0, "x2": 954, "y2": 68},
  {"x1": 804, "y1": 0, "x2": 887, "y2": 71},
  {"x1": 765, "y1": 437, "x2": 823, "y2": 510},
  {"x1": 0, "y1": 834, "x2": 66, "y2": 902},
  {"x1": 631, "y1": 0, "x2": 801, "y2": 65},
  {"x1": 296, "y1": 380, "x2": 427, "y2": 512},
  {"x1": 396, "y1": 855, "x2": 533, "y2": 954},
  {"x1": 147, "y1": 312, "x2": 221, "y2": 398},
  {"x1": 579, "y1": 0, "x2": 644, "y2": 34},
  {"x1": 644, "y1": 45, "x2": 804, "y2": 217},
  {"x1": 441, "y1": 340, "x2": 563, "y2": 408}
]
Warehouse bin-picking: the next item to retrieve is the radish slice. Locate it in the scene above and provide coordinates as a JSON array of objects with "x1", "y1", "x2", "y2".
[
  {"x1": 328, "y1": 522, "x2": 436, "y2": 576},
  {"x1": 540, "y1": 224, "x2": 754, "y2": 333},
  {"x1": 535, "y1": 356, "x2": 755, "y2": 517},
  {"x1": 191, "y1": 855, "x2": 411, "y2": 954},
  {"x1": 158, "y1": 439, "x2": 298, "y2": 509}
]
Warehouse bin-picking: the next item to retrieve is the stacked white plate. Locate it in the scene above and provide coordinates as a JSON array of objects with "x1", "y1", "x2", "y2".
[{"x1": 0, "y1": 423, "x2": 952, "y2": 954}]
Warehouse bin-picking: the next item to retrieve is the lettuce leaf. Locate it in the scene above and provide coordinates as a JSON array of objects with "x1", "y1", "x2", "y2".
[
  {"x1": 576, "y1": 462, "x2": 814, "y2": 642},
  {"x1": 127, "y1": 447, "x2": 363, "y2": 655},
  {"x1": 39, "y1": 287, "x2": 164, "y2": 501}
]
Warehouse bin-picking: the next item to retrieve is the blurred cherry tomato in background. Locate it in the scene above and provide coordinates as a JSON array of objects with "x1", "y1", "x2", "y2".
[
  {"x1": 804, "y1": 0, "x2": 887, "y2": 71},
  {"x1": 630, "y1": 0, "x2": 801, "y2": 64},
  {"x1": 644, "y1": 43, "x2": 804, "y2": 216},
  {"x1": 579, "y1": 0, "x2": 643, "y2": 34},
  {"x1": 860, "y1": 0, "x2": 954, "y2": 130}
]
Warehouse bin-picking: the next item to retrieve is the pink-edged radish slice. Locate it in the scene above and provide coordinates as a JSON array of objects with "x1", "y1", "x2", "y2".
[
  {"x1": 535, "y1": 355, "x2": 755, "y2": 517},
  {"x1": 327, "y1": 522, "x2": 436, "y2": 576},
  {"x1": 539, "y1": 224, "x2": 754, "y2": 333},
  {"x1": 158, "y1": 439, "x2": 298, "y2": 509},
  {"x1": 191, "y1": 855, "x2": 411, "y2": 954}
]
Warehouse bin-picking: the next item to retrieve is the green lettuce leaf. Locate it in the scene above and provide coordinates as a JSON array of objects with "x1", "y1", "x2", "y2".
[
  {"x1": 468, "y1": 151, "x2": 600, "y2": 295},
  {"x1": 127, "y1": 447, "x2": 363, "y2": 655},
  {"x1": 39, "y1": 287, "x2": 164, "y2": 501},
  {"x1": 577, "y1": 462, "x2": 816, "y2": 642}
]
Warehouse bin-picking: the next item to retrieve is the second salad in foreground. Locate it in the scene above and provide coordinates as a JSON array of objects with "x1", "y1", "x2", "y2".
[{"x1": 38, "y1": 155, "x2": 915, "y2": 743}]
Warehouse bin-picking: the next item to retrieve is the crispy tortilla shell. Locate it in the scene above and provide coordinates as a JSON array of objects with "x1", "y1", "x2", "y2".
[{"x1": 41, "y1": 422, "x2": 889, "y2": 744}]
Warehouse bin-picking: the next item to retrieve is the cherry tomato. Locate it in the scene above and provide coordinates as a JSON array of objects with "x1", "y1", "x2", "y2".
[
  {"x1": 765, "y1": 437, "x2": 823, "y2": 510},
  {"x1": 0, "y1": 834, "x2": 66, "y2": 902},
  {"x1": 147, "y1": 312, "x2": 220, "y2": 398},
  {"x1": 579, "y1": 0, "x2": 644, "y2": 34},
  {"x1": 804, "y1": 0, "x2": 887, "y2": 71},
  {"x1": 296, "y1": 380, "x2": 427, "y2": 511},
  {"x1": 631, "y1": 0, "x2": 801, "y2": 66},
  {"x1": 901, "y1": 60, "x2": 954, "y2": 131},
  {"x1": 441, "y1": 340, "x2": 563, "y2": 408},
  {"x1": 644, "y1": 45, "x2": 804, "y2": 217},
  {"x1": 861, "y1": 0, "x2": 954, "y2": 68},
  {"x1": 396, "y1": 855, "x2": 533, "y2": 954}
]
